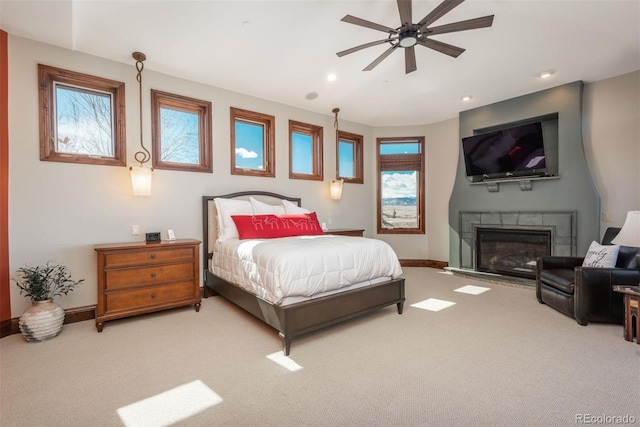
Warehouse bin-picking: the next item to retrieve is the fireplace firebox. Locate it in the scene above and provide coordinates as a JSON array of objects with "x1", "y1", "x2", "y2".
[{"x1": 476, "y1": 228, "x2": 552, "y2": 278}]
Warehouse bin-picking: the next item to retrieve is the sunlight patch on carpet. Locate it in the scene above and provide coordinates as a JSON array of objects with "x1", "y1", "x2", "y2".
[
  {"x1": 117, "y1": 380, "x2": 222, "y2": 426},
  {"x1": 267, "y1": 351, "x2": 303, "y2": 371},
  {"x1": 455, "y1": 285, "x2": 490, "y2": 295},
  {"x1": 411, "y1": 298, "x2": 456, "y2": 312}
]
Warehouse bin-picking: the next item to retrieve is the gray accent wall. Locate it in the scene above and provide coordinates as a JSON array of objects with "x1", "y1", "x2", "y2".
[{"x1": 449, "y1": 81, "x2": 600, "y2": 268}]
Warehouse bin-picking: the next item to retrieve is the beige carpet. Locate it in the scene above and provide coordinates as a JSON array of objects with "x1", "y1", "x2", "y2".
[{"x1": 1, "y1": 267, "x2": 638, "y2": 427}]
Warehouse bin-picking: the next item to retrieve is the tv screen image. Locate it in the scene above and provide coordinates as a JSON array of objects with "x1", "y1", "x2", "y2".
[{"x1": 462, "y1": 122, "x2": 547, "y2": 181}]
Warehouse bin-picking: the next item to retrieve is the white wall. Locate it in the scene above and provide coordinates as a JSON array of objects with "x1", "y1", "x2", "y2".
[
  {"x1": 582, "y1": 70, "x2": 640, "y2": 234},
  {"x1": 371, "y1": 119, "x2": 459, "y2": 261},
  {"x1": 7, "y1": 35, "x2": 639, "y2": 317},
  {"x1": 7, "y1": 36, "x2": 374, "y2": 316}
]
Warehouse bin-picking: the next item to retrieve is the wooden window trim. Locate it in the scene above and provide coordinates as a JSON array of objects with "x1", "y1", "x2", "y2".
[
  {"x1": 376, "y1": 136, "x2": 425, "y2": 235},
  {"x1": 337, "y1": 130, "x2": 364, "y2": 184},
  {"x1": 151, "y1": 90, "x2": 212, "y2": 173},
  {"x1": 289, "y1": 120, "x2": 323, "y2": 181},
  {"x1": 1, "y1": 30, "x2": 9, "y2": 323},
  {"x1": 38, "y1": 64, "x2": 126, "y2": 166},
  {"x1": 230, "y1": 107, "x2": 275, "y2": 177}
]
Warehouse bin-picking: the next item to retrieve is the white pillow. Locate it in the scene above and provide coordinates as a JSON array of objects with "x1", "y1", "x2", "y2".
[
  {"x1": 250, "y1": 197, "x2": 285, "y2": 215},
  {"x1": 582, "y1": 241, "x2": 620, "y2": 268},
  {"x1": 214, "y1": 198, "x2": 252, "y2": 241},
  {"x1": 282, "y1": 199, "x2": 310, "y2": 214}
]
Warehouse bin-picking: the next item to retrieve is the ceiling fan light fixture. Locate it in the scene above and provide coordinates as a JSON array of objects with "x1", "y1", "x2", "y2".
[
  {"x1": 338, "y1": 0, "x2": 495, "y2": 73},
  {"x1": 399, "y1": 30, "x2": 419, "y2": 48}
]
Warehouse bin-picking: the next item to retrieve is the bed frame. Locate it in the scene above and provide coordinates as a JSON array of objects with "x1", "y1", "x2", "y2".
[{"x1": 202, "y1": 191, "x2": 405, "y2": 355}]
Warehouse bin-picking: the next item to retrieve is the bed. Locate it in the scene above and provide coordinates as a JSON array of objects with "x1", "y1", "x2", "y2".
[{"x1": 202, "y1": 191, "x2": 405, "y2": 355}]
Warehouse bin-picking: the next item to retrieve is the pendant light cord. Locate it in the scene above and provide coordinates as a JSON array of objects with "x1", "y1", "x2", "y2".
[{"x1": 133, "y1": 52, "x2": 151, "y2": 166}]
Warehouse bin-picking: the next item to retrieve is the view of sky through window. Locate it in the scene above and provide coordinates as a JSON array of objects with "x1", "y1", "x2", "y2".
[
  {"x1": 338, "y1": 140, "x2": 355, "y2": 178},
  {"x1": 378, "y1": 138, "x2": 422, "y2": 231},
  {"x1": 235, "y1": 121, "x2": 265, "y2": 170},
  {"x1": 291, "y1": 132, "x2": 313, "y2": 174}
]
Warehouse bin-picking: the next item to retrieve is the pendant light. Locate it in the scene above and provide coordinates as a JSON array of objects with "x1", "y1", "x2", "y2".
[{"x1": 130, "y1": 51, "x2": 152, "y2": 196}]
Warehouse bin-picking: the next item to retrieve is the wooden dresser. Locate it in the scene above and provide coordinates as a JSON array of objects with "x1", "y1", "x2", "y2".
[
  {"x1": 324, "y1": 228, "x2": 365, "y2": 237},
  {"x1": 94, "y1": 239, "x2": 201, "y2": 331}
]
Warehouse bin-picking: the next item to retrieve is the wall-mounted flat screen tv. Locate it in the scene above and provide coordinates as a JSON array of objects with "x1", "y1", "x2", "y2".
[{"x1": 462, "y1": 122, "x2": 548, "y2": 182}]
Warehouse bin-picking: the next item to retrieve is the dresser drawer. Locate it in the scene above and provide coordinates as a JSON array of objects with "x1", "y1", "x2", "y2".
[
  {"x1": 106, "y1": 282, "x2": 195, "y2": 312},
  {"x1": 105, "y1": 262, "x2": 194, "y2": 289},
  {"x1": 104, "y1": 247, "x2": 194, "y2": 267}
]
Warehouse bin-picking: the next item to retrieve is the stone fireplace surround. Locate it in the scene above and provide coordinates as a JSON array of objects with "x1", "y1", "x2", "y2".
[
  {"x1": 449, "y1": 82, "x2": 600, "y2": 275},
  {"x1": 459, "y1": 211, "x2": 577, "y2": 271}
]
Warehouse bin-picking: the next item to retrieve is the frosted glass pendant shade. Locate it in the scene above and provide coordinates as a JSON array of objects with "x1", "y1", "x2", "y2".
[
  {"x1": 330, "y1": 179, "x2": 344, "y2": 200},
  {"x1": 130, "y1": 165, "x2": 152, "y2": 196}
]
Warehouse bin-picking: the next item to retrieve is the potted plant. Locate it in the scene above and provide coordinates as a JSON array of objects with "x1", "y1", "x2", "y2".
[{"x1": 13, "y1": 262, "x2": 84, "y2": 342}]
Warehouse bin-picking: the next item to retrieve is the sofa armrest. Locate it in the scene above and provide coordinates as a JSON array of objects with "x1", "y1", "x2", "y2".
[{"x1": 574, "y1": 267, "x2": 640, "y2": 325}]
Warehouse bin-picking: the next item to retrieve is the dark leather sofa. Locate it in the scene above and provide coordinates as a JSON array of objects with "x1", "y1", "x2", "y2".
[{"x1": 536, "y1": 227, "x2": 640, "y2": 325}]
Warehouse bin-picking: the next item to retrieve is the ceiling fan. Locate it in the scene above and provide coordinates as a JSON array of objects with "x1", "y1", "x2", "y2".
[{"x1": 336, "y1": 0, "x2": 494, "y2": 74}]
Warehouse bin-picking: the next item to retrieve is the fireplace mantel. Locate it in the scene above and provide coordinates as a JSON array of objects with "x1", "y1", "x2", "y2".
[{"x1": 458, "y1": 211, "x2": 576, "y2": 271}]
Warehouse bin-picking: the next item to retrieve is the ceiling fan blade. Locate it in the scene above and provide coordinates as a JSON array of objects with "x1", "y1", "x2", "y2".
[
  {"x1": 397, "y1": 0, "x2": 412, "y2": 26},
  {"x1": 405, "y1": 46, "x2": 417, "y2": 74},
  {"x1": 337, "y1": 39, "x2": 390, "y2": 57},
  {"x1": 341, "y1": 15, "x2": 397, "y2": 34},
  {"x1": 363, "y1": 45, "x2": 398, "y2": 71},
  {"x1": 427, "y1": 15, "x2": 494, "y2": 36},
  {"x1": 418, "y1": 38, "x2": 465, "y2": 58},
  {"x1": 417, "y1": 0, "x2": 465, "y2": 29}
]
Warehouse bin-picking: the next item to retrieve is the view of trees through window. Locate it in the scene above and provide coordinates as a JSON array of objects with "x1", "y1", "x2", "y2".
[
  {"x1": 39, "y1": 64, "x2": 126, "y2": 166},
  {"x1": 55, "y1": 84, "x2": 115, "y2": 157},
  {"x1": 159, "y1": 107, "x2": 199, "y2": 164},
  {"x1": 151, "y1": 90, "x2": 211, "y2": 173}
]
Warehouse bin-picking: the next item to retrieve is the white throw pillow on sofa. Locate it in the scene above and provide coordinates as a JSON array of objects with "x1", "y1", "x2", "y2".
[{"x1": 582, "y1": 241, "x2": 620, "y2": 268}]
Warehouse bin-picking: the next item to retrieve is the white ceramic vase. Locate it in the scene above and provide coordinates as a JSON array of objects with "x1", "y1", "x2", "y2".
[{"x1": 18, "y1": 299, "x2": 65, "y2": 342}]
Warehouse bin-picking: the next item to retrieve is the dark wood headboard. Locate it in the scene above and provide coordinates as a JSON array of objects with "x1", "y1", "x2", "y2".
[{"x1": 201, "y1": 191, "x2": 302, "y2": 271}]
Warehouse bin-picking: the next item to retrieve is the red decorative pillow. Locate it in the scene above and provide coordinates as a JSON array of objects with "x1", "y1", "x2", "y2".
[{"x1": 231, "y1": 213, "x2": 325, "y2": 239}]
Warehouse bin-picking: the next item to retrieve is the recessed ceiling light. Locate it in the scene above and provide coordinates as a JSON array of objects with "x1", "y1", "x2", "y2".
[
  {"x1": 461, "y1": 95, "x2": 472, "y2": 102},
  {"x1": 305, "y1": 92, "x2": 319, "y2": 100},
  {"x1": 539, "y1": 69, "x2": 555, "y2": 79},
  {"x1": 327, "y1": 73, "x2": 337, "y2": 82}
]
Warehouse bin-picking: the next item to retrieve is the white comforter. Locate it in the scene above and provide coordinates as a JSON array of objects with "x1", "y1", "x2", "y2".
[{"x1": 211, "y1": 235, "x2": 403, "y2": 305}]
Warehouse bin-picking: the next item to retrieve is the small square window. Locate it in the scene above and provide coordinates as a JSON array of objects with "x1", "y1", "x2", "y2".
[
  {"x1": 289, "y1": 120, "x2": 323, "y2": 181},
  {"x1": 337, "y1": 130, "x2": 363, "y2": 184},
  {"x1": 230, "y1": 107, "x2": 275, "y2": 177},
  {"x1": 151, "y1": 90, "x2": 212, "y2": 173},
  {"x1": 39, "y1": 64, "x2": 126, "y2": 166}
]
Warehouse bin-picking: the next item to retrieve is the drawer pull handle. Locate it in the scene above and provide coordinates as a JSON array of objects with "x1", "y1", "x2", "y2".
[
  {"x1": 150, "y1": 254, "x2": 156, "y2": 259},
  {"x1": 151, "y1": 293, "x2": 157, "y2": 298},
  {"x1": 151, "y1": 272, "x2": 156, "y2": 278}
]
